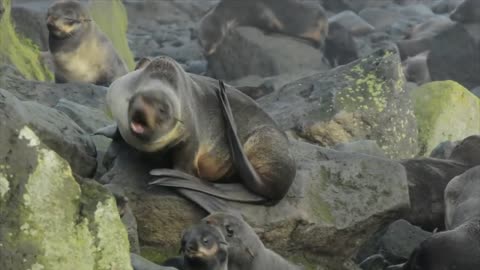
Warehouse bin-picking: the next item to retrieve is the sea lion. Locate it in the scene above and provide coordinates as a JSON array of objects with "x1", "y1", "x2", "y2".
[
  {"x1": 450, "y1": 0, "x2": 480, "y2": 23},
  {"x1": 163, "y1": 223, "x2": 228, "y2": 270},
  {"x1": 198, "y1": 0, "x2": 328, "y2": 55},
  {"x1": 324, "y1": 21, "x2": 358, "y2": 67},
  {"x1": 203, "y1": 212, "x2": 303, "y2": 270},
  {"x1": 399, "y1": 166, "x2": 480, "y2": 270},
  {"x1": 98, "y1": 56, "x2": 296, "y2": 212},
  {"x1": 46, "y1": 0, "x2": 128, "y2": 86},
  {"x1": 402, "y1": 51, "x2": 431, "y2": 85}
]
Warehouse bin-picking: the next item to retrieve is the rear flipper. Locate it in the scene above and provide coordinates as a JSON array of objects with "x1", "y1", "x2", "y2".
[{"x1": 150, "y1": 169, "x2": 265, "y2": 203}]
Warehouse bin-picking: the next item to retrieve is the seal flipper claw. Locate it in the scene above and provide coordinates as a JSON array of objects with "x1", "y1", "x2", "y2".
[{"x1": 92, "y1": 124, "x2": 120, "y2": 139}]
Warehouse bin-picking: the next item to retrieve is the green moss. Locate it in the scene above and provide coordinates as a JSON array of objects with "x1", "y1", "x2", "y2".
[
  {"x1": 412, "y1": 80, "x2": 480, "y2": 156},
  {"x1": 140, "y1": 246, "x2": 179, "y2": 265},
  {"x1": 0, "y1": 0, "x2": 53, "y2": 81},
  {"x1": 89, "y1": 0, "x2": 135, "y2": 70},
  {"x1": 307, "y1": 168, "x2": 334, "y2": 224}
]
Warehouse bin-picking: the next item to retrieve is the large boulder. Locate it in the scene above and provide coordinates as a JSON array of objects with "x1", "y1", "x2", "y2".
[
  {"x1": 411, "y1": 81, "x2": 480, "y2": 156},
  {"x1": 207, "y1": 26, "x2": 330, "y2": 81},
  {"x1": 100, "y1": 135, "x2": 409, "y2": 270},
  {"x1": 257, "y1": 47, "x2": 418, "y2": 159},
  {"x1": 0, "y1": 97, "x2": 132, "y2": 269},
  {"x1": 0, "y1": 0, "x2": 52, "y2": 81},
  {"x1": 0, "y1": 89, "x2": 97, "y2": 178}
]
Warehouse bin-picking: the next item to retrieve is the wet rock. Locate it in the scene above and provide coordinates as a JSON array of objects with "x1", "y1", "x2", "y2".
[
  {"x1": 258, "y1": 47, "x2": 418, "y2": 159},
  {"x1": 427, "y1": 24, "x2": 480, "y2": 89},
  {"x1": 207, "y1": 26, "x2": 330, "y2": 81},
  {"x1": 411, "y1": 81, "x2": 480, "y2": 156},
  {"x1": 0, "y1": 102, "x2": 131, "y2": 269},
  {"x1": 100, "y1": 133, "x2": 409, "y2": 269},
  {"x1": 0, "y1": 89, "x2": 97, "y2": 178},
  {"x1": 328, "y1": 11, "x2": 375, "y2": 36},
  {"x1": 333, "y1": 140, "x2": 386, "y2": 158}
]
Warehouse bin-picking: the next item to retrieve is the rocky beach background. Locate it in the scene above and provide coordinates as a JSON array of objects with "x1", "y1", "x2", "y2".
[{"x1": 1, "y1": 0, "x2": 480, "y2": 269}]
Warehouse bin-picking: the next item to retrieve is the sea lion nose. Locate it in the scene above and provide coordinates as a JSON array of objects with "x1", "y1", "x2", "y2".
[{"x1": 185, "y1": 241, "x2": 197, "y2": 253}]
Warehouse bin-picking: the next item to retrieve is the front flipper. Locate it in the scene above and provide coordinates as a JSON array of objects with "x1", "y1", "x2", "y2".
[
  {"x1": 92, "y1": 124, "x2": 120, "y2": 139},
  {"x1": 216, "y1": 81, "x2": 270, "y2": 198},
  {"x1": 150, "y1": 169, "x2": 265, "y2": 203}
]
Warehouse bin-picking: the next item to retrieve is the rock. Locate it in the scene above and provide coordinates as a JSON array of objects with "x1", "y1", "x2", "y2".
[
  {"x1": 0, "y1": 67, "x2": 107, "y2": 109},
  {"x1": 449, "y1": 0, "x2": 480, "y2": 23},
  {"x1": 320, "y1": 0, "x2": 391, "y2": 13},
  {"x1": 0, "y1": 105, "x2": 132, "y2": 269},
  {"x1": 131, "y1": 253, "x2": 177, "y2": 270},
  {"x1": 430, "y1": 0, "x2": 463, "y2": 14},
  {"x1": 400, "y1": 135, "x2": 480, "y2": 230},
  {"x1": 0, "y1": 89, "x2": 97, "y2": 178},
  {"x1": 359, "y1": 254, "x2": 390, "y2": 270},
  {"x1": 333, "y1": 140, "x2": 386, "y2": 158},
  {"x1": 101, "y1": 133, "x2": 409, "y2": 269},
  {"x1": 402, "y1": 51, "x2": 431, "y2": 85},
  {"x1": 206, "y1": 26, "x2": 330, "y2": 81},
  {"x1": 411, "y1": 81, "x2": 480, "y2": 156},
  {"x1": 0, "y1": 0, "x2": 52, "y2": 81},
  {"x1": 328, "y1": 11, "x2": 375, "y2": 36},
  {"x1": 258, "y1": 47, "x2": 418, "y2": 159},
  {"x1": 471, "y1": 86, "x2": 480, "y2": 98},
  {"x1": 359, "y1": 7, "x2": 403, "y2": 31},
  {"x1": 89, "y1": 0, "x2": 135, "y2": 70},
  {"x1": 430, "y1": 140, "x2": 459, "y2": 159},
  {"x1": 427, "y1": 24, "x2": 480, "y2": 89}
]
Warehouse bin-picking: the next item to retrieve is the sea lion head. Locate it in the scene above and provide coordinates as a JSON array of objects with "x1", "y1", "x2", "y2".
[
  {"x1": 46, "y1": 0, "x2": 91, "y2": 39},
  {"x1": 180, "y1": 223, "x2": 228, "y2": 268},
  {"x1": 107, "y1": 56, "x2": 188, "y2": 152},
  {"x1": 203, "y1": 212, "x2": 263, "y2": 263}
]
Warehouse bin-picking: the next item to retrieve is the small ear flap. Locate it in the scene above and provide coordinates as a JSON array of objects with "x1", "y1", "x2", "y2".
[{"x1": 135, "y1": 57, "x2": 152, "y2": 70}]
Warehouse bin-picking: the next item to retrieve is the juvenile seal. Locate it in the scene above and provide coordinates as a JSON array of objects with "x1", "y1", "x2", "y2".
[
  {"x1": 402, "y1": 51, "x2": 431, "y2": 85},
  {"x1": 198, "y1": 0, "x2": 328, "y2": 55},
  {"x1": 450, "y1": 0, "x2": 480, "y2": 23},
  {"x1": 163, "y1": 223, "x2": 228, "y2": 270},
  {"x1": 46, "y1": 0, "x2": 128, "y2": 86},
  {"x1": 99, "y1": 56, "x2": 296, "y2": 212},
  {"x1": 203, "y1": 212, "x2": 303, "y2": 270}
]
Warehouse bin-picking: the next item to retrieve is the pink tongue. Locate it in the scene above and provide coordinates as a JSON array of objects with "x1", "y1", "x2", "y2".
[{"x1": 130, "y1": 122, "x2": 145, "y2": 134}]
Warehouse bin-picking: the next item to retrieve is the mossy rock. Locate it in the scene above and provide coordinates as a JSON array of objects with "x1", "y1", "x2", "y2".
[
  {"x1": 0, "y1": 0, "x2": 52, "y2": 81},
  {"x1": 411, "y1": 80, "x2": 480, "y2": 156},
  {"x1": 89, "y1": 0, "x2": 135, "y2": 71},
  {"x1": 0, "y1": 89, "x2": 132, "y2": 270}
]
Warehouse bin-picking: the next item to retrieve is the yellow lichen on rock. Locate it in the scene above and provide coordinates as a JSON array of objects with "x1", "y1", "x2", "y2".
[{"x1": 412, "y1": 80, "x2": 480, "y2": 156}]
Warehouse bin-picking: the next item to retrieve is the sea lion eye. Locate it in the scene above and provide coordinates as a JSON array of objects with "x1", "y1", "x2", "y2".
[
  {"x1": 202, "y1": 237, "x2": 209, "y2": 245},
  {"x1": 225, "y1": 224, "x2": 234, "y2": 237}
]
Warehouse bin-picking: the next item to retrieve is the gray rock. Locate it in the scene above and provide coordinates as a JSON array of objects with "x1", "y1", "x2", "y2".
[
  {"x1": 207, "y1": 26, "x2": 330, "y2": 81},
  {"x1": 333, "y1": 140, "x2": 386, "y2": 158},
  {"x1": 328, "y1": 11, "x2": 375, "y2": 36},
  {"x1": 430, "y1": 0, "x2": 463, "y2": 14},
  {"x1": 257, "y1": 47, "x2": 418, "y2": 159},
  {"x1": 320, "y1": 0, "x2": 391, "y2": 13},
  {"x1": 430, "y1": 140, "x2": 459, "y2": 159},
  {"x1": 11, "y1": 6, "x2": 49, "y2": 51},
  {"x1": 0, "y1": 89, "x2": 97, "y2": 177},
  {"x1": 359, "y1": 254, "x2": 390, "y2": 270},
  {"x1": 131, "y1": 253, "x2": 177, "y2": 270},
  {"x1": 100, "y1": 134, "x2": 409, "y2": 269},
  {"x1": 471, "y1": 86, "x2": 480, "y2": 97},
  {"x1": 0, "y1": 66, "x2": 107, "y2": 109}
]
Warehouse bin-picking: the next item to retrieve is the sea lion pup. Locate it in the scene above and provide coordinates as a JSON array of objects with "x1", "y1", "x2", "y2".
[
  {"x1": 203, "y1": 212, "x2": 303, "y2": 270},
  {"x1": 450, "y1": 0, "x2": 480, "y2": 23},
  {"x1": 46, "y1": 0, "x2": 128, "y2": 86},
  {"x1": 163, "y1": 223, "x2": 229, "y2": 270},
  {"x1": 198, "y1": 0, "x2": 328, "y2": 55},
  {"x1": 101, "y1": 56, "x2": 296, "y2": 211}
]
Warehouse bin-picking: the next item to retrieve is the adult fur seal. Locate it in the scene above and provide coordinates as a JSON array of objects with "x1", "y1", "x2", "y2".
[
  {"x1": 163, "y1": 223, "x2": 228, "y2": 270},
  {"x1": 203, "y1": 212, "x2": 303, "y2": 270},
  {"x1": 46, "y1": 0, "x2": 128, "y2": 86},
  {"x1": 198, "y1": 0, "x2": 328, "y2": 55},
  {"x1": 98, "y1": 56, "x2": 296, "y2": 212}
]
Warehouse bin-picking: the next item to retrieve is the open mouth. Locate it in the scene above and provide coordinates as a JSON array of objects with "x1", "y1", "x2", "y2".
[{"x1": 130, "y1": 110, "x2": 149, "y2": 135}]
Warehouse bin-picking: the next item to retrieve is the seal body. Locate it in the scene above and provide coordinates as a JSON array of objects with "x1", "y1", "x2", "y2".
[
  {"x1": 203, "y1": 212, "x2": 303, "y2": 270},
  {"x1": 47, "y1": 0, "x2": 128, "y2": 86},
  {"x1": 198, "y1": 0, "x2": 328, "y2": 55},
  {"x1": 450, "y1": 0, "x2": 480, "y2": 23},
  {"x1": 106, "y1": 56, "x2": 296, "y2": 205}
]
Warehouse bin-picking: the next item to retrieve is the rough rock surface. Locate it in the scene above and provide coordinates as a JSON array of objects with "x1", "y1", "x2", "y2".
[
  {"x1": 258, "y1": 47, "x2": 418, "y2": 159},
  {"x1": 207, "y1": 26, "x2": 331, "y2": 81},
  {"x1": 411, "y1": 80, "x2": 480, "y2": 156},
  {"x1": 0, "y1": 96, "x2": 132, "y2": 269},
  {"x1": 101, "y1": 134, "x2": 409, "y2": 269}
]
